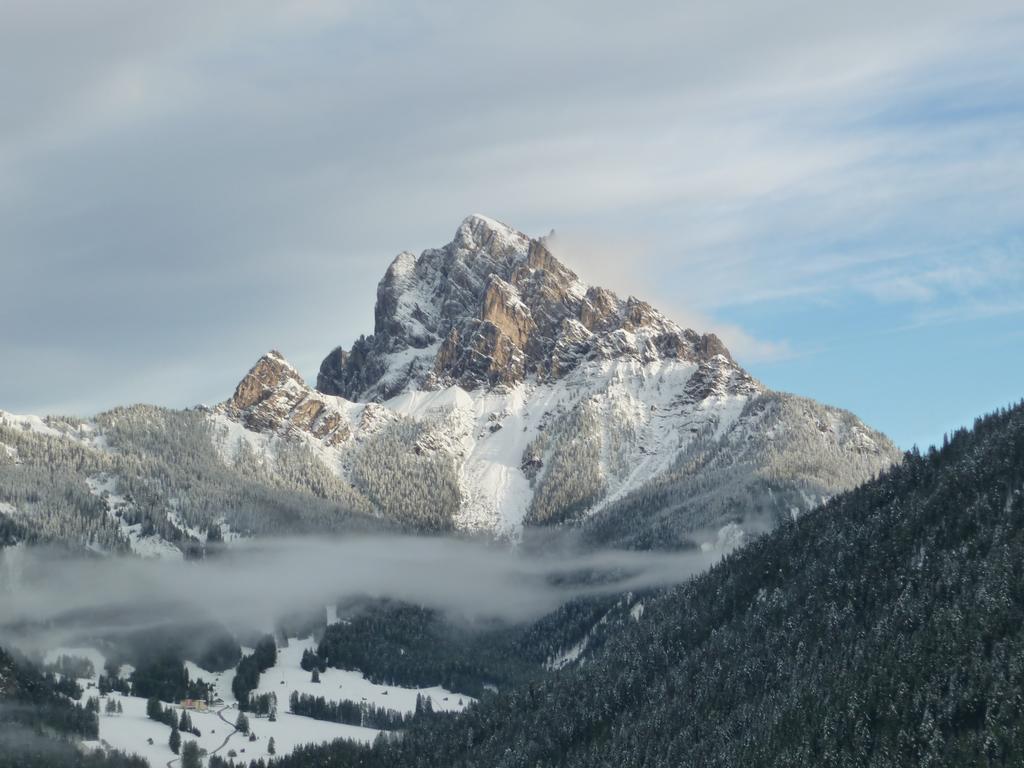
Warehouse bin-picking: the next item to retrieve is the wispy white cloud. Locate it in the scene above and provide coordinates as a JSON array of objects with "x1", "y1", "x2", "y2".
[
  {"x1": 904, "y1": 298, "x2": 1024, "y2": 330},
  {"x1": 547, "y1": 231, "x2": 797, "y2": 363}
]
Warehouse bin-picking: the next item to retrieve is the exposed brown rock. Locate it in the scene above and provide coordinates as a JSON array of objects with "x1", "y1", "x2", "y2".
[
  {"x1": 315, "y1": 215, "x2": 744, "y2": 401},
  {"x1": 225, "y1": 351, "x2": 352, "y2": 446},
  {"x1": 579, "y1": 287, "x2": 620, "y2": 332},
  {"x1": 229, "y1": 351, "x2": 303, "y2": 412},
  {"x1": 481, "y1": 277, "x2": 536, "y2": 349},
  {"x1": 699, "y1": 332, "x2": 733, "y2": 362},
  {"x1": 623, "y1": 297, "x2": 659, "y2": 331}
]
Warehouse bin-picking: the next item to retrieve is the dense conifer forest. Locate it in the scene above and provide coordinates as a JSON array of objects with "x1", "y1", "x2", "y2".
[
  {"x1": 256, "y1": 400, "x2": 1024, "y2": 767},
  {"x1": 317, "y1": 602, "x2": 542, "y2": 697},
  {"x1": 0, "y1": 647, "x2": 146, "y2": 768}
]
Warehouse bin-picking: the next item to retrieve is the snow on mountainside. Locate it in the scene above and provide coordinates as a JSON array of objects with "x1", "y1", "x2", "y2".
[
  {"x1": 0, "y1": 406, "x2": 390, "y2": 556},
  {"x1": 214, "y1": 215, "x2": 902, "y2": 543}
]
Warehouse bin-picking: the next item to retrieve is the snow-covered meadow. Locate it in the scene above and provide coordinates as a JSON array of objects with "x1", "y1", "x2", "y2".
[{"x1": 45, "y1": 634, "x2": 471, "y2": 767}]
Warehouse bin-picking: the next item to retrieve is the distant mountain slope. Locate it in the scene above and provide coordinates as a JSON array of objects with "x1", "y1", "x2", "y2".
[
  {"x1": 581, "y1": 389, "x2": 898, "y2": 549},
  {"x1": 215, "y1": 215, "x2": 900, "y2": 542},
  {"x1": 271, "y1": 400, "x2": 1024, "y2": 767},
  {"x1": 0, "y1": 406, "x2": 389, "y2": 555}
]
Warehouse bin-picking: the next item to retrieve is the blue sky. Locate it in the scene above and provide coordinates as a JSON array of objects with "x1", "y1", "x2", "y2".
[{"x1": 1, "y1": 0, "x2": 1021, "y2": 450}]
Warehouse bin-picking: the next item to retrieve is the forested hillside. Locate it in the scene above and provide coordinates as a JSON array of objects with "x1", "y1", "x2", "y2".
[
  {"x1": 316, "y1": 602, "x2": 541, "y2": 697},
  {"x1": 261, "y1": 399, "x2": 1024, "y2": 768},
  {"x1": 0, "y1": 647, "x2": 147, "y2": 768},
  {"x1": 0, "y1": 406, "x2": 389, "y2": 553}
]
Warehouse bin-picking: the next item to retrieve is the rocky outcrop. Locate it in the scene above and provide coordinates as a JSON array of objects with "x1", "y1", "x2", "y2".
[
  {"x1": 683, "y1": 355, "x2": 757, "y2": 402},
  {"x1": 316, "y1": 214, "x2": 742, "y2": 401},
  {"x1": 482, "y1": 276, "x2": 536, "y2": 350},
  {"x1": 226, "y1": 351, "x2": 352, "y2": 446}
]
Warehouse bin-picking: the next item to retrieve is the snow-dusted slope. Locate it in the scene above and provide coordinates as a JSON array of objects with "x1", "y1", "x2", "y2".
[
  {"x1": 213, "y1": 215, "x2": 901, "y2": 543},
  {"x1": 0, "y1": 405, "x2": 389, "y2": 555},
  {"x1": 217, "y1": 346, "x2": 764, "y2": 536}
]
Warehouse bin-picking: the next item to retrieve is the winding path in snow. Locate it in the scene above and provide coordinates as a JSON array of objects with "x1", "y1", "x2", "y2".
[
  {"x1": 165, "y1": 705, "x2": 239, "y2": 768},
  {"x1": 212, "y1": 705, "x2": 242, "y2": 756}
]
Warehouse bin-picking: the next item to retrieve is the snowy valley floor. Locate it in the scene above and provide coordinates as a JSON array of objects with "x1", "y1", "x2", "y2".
[{"x1": 46, "y1": 636, "x2": 471, "y2": 767}]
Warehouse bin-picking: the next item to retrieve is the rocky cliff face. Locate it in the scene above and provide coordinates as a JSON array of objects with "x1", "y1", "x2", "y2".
[
  {"x1": 224, "y1": 351, "x2": 353, "y2": 446},
  {"x1": 316, "y1": 214, "x2": 739, "y2": 402}
]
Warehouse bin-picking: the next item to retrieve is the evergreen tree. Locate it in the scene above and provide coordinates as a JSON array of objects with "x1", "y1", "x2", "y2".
[
  {"x1": 232, "y1": 634, "x2": 277, "y2": 710},
  {"x1": 168, "y1": 727, "x2": 180, "y2": 755},
  {"x1": 180, "y1": 741, "x2": 201, "y2": 768},
  {"x1": 268, "y1": 736, "x2": 276, "y2": 755}
]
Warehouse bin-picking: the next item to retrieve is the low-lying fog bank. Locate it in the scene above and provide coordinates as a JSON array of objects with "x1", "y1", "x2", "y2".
[{"x1": 0, "y1": 534, "x2": 727, "y2": 652}]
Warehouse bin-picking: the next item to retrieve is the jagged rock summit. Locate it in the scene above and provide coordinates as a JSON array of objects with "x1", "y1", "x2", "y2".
[
  {"x1": 317, "y1": 214, "x2": 743, "y2": 402},
  {"x1": 215, "y1": 215, "x2": 901, "y2": 543},
  {"x1": 224, "y1": 349, "x2": 353, "y2": 446}
]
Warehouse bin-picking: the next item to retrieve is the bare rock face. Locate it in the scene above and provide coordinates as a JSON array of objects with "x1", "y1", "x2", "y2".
[
  {"x1": 580, "y1": 287, "x2": 620, "y2": 333},
  {"x1": 482, "y1": 276, "x2": 536, "y2": 349},
  {"x1": 227, "y1": 351, "x2": 351, "y2": 445},
  {"x1": 316, "y1": 214, "x2": 743, "y2": 401}
]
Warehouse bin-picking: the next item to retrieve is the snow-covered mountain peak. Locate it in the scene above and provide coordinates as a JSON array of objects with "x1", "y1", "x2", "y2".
[
  {"x1": 0, "y1": 223, "x2": 901, "y2": 556},
  {"x1": 205, "y1": 217, "x2": 902, "y2": 542},
  {"x1": 452, "y1": 213, "x2": 532, "y2": 258},
  {"x1": 318, "y1": 215, "x2": 742, "y2": 403}
]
